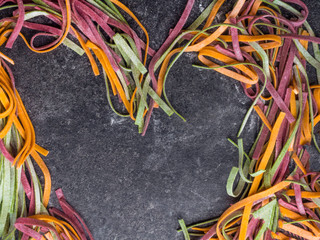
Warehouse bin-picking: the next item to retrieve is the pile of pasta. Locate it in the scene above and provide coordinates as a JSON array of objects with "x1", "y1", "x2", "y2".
[
  {"x1": 1, "y1": 0, "x2": 320, "y2": 239},
  {"x1": 0, "y1": 0, "x2": 152, "y2": 239},
  {"x1": 168, "y1": 0, "x2": 320, "y2": 240}
]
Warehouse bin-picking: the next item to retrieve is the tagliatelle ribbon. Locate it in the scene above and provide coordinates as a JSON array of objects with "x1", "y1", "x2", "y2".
[{"x1": 253, "y1": 105, "x2": 272, "y2": 131}]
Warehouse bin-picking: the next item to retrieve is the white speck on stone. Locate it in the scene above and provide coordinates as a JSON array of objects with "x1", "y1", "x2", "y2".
[
  {"x1": 152, "y1": 117, "x2": 162, "y2": 133},
  {"x1": 147, "y1": 202, "x2": 155, "y2": 210},
  {"x1": 143, "y1": 153, "x2": 165, "y2": 171},
  {"x1": 186, "y1": 52, "x2": 195, "y2": 59},
  {"x1": 234, "y1": 83, "x2": 241, "y2": 93},
  {"x1": 110, "y1": 117, "x2": 126, "y2": 126},
  {"x1": 199, "y1": 2, "x2": 205, "y2": 12},
  {"x1": 153, "y1": 118, "x2": 161, "y2": 126},
  {"x1": 234, "y1": 84, "x2": 249, "y2": 105},
  {"x1": 215, "y1": 12, "x2": 223, "y2": 22},
  {"x1": 248, "y1": 115, "x2": 258, "y2": 132},
  {"x1": 216, "y1": 163, "x2": 222, "y2": 169}
]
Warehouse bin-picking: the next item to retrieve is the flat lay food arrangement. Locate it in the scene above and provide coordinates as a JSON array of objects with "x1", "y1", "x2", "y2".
[{"x1": 0, "y1": 0, "x2": 320, "y2": 239}]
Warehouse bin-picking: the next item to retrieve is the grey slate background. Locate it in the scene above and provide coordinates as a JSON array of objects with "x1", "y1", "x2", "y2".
[{"x1": 3, "y1": 0, "x2": 320, "y2": 239}]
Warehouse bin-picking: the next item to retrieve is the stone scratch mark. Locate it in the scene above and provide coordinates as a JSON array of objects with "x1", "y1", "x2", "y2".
[
  {"x1": 190, "y1": 190, "x2": 208, "y2": 202},
  {"x1": 196, "y1": 157, "x2": 201, "y2": 167},
  {"x1": 234, "y1": 82, "x2": 241, "y2": 93},
  {"x1": 212, "y1": 196, "x2": 222, "y2": 204},
  {"x1": 159, "y1": 170, "x2": 180, "y2": 175},
  {"x1": 249, "y1": 115, "x2": 256, "y2": 132},
  {"x1": 216, "y1": 163, "x2": 222, "y2": 170},
  {"x1": 110, "y1": 117, "x2": 126, "y2": 126}
]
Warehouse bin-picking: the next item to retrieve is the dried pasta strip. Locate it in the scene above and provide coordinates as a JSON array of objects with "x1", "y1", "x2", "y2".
[{"x1": 253, "y1": 105, "x2": 272, "y2": 131}]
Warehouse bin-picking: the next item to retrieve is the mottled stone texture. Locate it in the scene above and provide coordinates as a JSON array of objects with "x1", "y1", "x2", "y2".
[{"x1": 3, "y1": 0, "x2": 320, "y2": 239}]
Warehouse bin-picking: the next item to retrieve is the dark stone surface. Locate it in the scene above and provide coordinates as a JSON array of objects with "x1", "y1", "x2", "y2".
[{"x1": 3, "y1": 0, "x2": 320, "y2": 239}]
